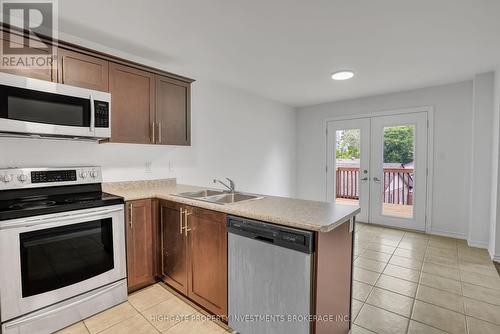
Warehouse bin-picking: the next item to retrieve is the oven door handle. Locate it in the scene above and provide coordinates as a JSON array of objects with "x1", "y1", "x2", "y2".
[
  {"x1": 0, "y1": 206, "x2": 123, "y2": 230},
  {"x1": 3, "y1": 280, "x2": 126, "y2": 329}
]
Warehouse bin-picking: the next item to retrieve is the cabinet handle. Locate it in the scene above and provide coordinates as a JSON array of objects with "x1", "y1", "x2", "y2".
[
  {"x1": 179, "y1": 208, "x2": 185, "y2": 234},
  {"x1": 151, "y1": 122, "x2": 156, "y2": 143},
  {"x1": 184, "y1": 210, "x2": 192, "y2": 237},
  {"x1": 158, "y1": 122, "x2": 162, "y2": 144},
  {"x1": 129, "y1": 204, "x2": 133, "y2": 229},
  {"x1": 160, "y1": 206, "x2": 164, "y2": 276}
]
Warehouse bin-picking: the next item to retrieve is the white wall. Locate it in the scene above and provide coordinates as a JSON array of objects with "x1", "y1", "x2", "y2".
[
  {"x1": 491, "y1": 68, "x2": 500, "y2": 259},
  {"x1": 0, "y1": 79, "x2": 297, "y2": 197},
  {"x1": 469, "y1": 73, "x2": 495, "y2": 248},
  {"x1": 296, "y1": 81, "x2": 473, "y2": 239}
]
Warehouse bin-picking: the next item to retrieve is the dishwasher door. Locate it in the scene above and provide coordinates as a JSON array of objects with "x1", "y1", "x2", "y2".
[{"x1": 228, "y1": 216, "x2": 314, "y2": 334}]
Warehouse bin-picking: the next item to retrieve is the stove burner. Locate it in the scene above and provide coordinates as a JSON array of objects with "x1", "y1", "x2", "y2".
[{"x1": 9, "y1": 201, "x2": 57, "y2": 210}]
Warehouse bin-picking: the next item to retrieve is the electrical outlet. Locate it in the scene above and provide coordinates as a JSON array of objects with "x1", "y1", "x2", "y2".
[{"x1": 145, "y1": 162, "x2": 152, "y2": 173}]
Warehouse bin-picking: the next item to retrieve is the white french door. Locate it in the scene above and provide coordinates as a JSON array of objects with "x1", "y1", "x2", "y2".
[
  {"x1": 327, "y1": 119, "x2": 370, "y2": 222},
  {"x1": 327, "y1": 111, "x2": 429, "y2": 231}
]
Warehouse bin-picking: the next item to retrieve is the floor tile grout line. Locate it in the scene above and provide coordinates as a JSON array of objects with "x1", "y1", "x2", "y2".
[
  {"x1": 353, "y1": 322, "x2": 377, "y2": 333},
  {"x1": 409, "y1": 318, "x2": 455, "y2": 334},
  {"x1": 465, "y1": 313, "x2": 500, "y2": 329},
  {"x1": 463, "y1": 295, "x2": 470, "y2": 334},
  {"x1": 82, "y1": 321, "x2": 91, "y2": 334},
  {"x1": 405, "y1": 234, "x2": 423, "y2": 334},
  {"x1": 410, "y1": 299, "x2": 467, "y2": 333},
  {"x1": 128, "y1": 298, "x2": 163, "y2": 333},
  {"x1": 87, "y1": 302, "x2": 139, "y2": 334}
]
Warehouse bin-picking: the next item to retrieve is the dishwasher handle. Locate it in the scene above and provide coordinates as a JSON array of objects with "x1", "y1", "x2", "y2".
[{"x1": 254, "y1": 235, "x2": 275, "y2": 244}]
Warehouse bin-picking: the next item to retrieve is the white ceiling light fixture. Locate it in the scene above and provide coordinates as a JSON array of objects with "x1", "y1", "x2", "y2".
[{"x1": 331, "y1": 70, "x2": 355, "y2": 81}]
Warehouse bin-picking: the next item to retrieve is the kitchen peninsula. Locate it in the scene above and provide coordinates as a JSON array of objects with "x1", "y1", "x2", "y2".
[{"x1": 104, "y1": 179, "x2": 360, "y2": 334}]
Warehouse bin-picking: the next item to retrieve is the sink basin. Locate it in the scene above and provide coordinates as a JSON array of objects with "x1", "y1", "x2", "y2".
[
  {"x1": 175, "y1": 190, "x2": 263, "y2": 205},
  {"x1": 176, "y1": 190, "x2": 226, "y2": 198},
  {"x1": 203, "y1": 193, "x2": 262, "y2": 204}
]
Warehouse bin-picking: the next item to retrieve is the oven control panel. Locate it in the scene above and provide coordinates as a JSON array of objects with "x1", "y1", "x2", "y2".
[{"x1": 0, "y1": 167, "x2": 102, "y2": 190}]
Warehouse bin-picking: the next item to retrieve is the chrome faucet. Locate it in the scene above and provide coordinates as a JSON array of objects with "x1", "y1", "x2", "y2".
[{"x1": 213, "y1": 178, "x2": 235, "y2": 193}]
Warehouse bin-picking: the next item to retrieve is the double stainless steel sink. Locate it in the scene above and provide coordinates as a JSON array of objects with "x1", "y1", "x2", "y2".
[{"x1": 175, "y1": 190, "x2": 263, "y2": 205}]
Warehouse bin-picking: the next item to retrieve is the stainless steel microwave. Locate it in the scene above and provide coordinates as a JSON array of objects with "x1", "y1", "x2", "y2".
[{"x1": 0, "y1": 72, "x2": 111, "y2": 141}]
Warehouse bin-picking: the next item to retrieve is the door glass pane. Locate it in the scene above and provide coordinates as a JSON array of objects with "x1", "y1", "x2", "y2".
[
  {"x1": 20, "y1": 219, "x2": 114, "y2": 297},
  {"x1": 335, "y1": 129, "x2": 361, "y2": 206},
  {"x1": 382, "y1": 125, "x2": 415, "y2": 218}
]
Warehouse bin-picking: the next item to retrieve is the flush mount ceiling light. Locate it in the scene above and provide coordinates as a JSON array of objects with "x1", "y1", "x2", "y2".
[{"x1": 331, "y1": 70, "x2": 355, "y2": 81}]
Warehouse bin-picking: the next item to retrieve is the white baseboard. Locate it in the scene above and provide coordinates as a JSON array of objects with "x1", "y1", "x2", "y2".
[
  {"x1": 429, "y1": 229, "x2": 466, "y2": 240},
  {"x1": 467, "y1": 240, "x2": 489, "y2": 249},
  {"x1": 493, "y1": 255, "x2": 500, "y2": 263}
]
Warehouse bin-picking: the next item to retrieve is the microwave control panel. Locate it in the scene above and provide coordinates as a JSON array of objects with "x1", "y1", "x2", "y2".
[{"x1": 94, "y1": 101, "x2": 109, "y2": 128}]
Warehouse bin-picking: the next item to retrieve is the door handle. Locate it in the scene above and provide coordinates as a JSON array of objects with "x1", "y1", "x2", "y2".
[
  {"x1": 361, "y1": 177, "x2": 369, "y2": 181},
  {"x1": 373, "y1": 177, "x2": 381, "y2": 183}
]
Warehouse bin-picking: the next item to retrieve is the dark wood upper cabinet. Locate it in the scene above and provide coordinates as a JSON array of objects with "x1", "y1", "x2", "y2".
[
  {"x1": 155, "y1": 75, "x2": 191, "y2": 145},
  {"x1": 187, "y1": 206, "x2": 228, "y2": 318},
  {"x1": 126, "y1": 199, "x2": 155, "y2": 292},
  {"x1": 0, "y1": 26, "x2": 193, "y2": 146},
  {"x1": 57, "y1": 48, "x2": 109, "y2": 91},
  {"x1": 160, "y1": 200, "x2": 189, "y2": 295},
  {"x1": 0, "y1": 36, "x2": 54, "y2": 81},
  {"x1": 109, "y1": 63, "x2": 155, "y2": 144}
]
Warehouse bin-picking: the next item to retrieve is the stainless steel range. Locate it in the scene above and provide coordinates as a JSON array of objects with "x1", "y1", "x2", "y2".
[{"x1": 0, "y1": 167, "x2": 127, "y2": 334}]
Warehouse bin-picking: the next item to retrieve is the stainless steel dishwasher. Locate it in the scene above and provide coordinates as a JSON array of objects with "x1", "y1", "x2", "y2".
[{"x1": 227, "y1": 215, "x2": 314, "y2": 334}]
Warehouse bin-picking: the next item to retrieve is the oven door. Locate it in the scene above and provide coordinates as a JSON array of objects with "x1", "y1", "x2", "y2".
[
  {"x1": 0, "y1": 204, "x2": 125, "y2": 322},
  {"x1": 0, "y1": 72, "x2": 111, "y2": 139}
]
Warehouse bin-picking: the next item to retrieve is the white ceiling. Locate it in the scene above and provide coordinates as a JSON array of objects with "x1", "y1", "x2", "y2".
[{"x1": 58, "y1": 0, "x2": 500, "y2": 107}]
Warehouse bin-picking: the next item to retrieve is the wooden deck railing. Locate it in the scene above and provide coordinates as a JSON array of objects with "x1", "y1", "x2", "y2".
[{"x1": 336, "y1": 167, "x2": 414, "y2": 205}]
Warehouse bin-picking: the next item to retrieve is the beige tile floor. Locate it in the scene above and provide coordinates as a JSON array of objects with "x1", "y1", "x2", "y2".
[
  {"x1": 352, "y1": 222, "x2": 500, "y2": 334},
  {"x1": 56, "y1": 222, "x2": 500, "y2": 334},
  {"x1": 56, "y1": 283, "x2": 230, "y2": 334}
]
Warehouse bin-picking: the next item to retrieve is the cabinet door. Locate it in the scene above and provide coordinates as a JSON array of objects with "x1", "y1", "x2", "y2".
[
  {"x1": 126, "y1": 199, "x2": 155, "y2": 292},
  {"x1": 160, "y1": 200, "x2": 188, "y2": 295},
  {"x1": 109, "y1": 63, "x2": 155, "y2": 144},
  {"x1": 0, "y1": 36, "x2": 54, "y2": 81},
  {"x1": 58, "y1": 48, "x2": 109, "y2": 91},
  {"x1": 187, "y1": 206, "x2": 227, "y2": 317},
  {"x1": 155, "y1": 75, "x2": 191, "y2": 145}
]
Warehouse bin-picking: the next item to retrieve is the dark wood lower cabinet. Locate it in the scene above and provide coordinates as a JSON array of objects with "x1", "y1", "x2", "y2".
[
  {"x1": 159, "y1": 200, "x2": 228, "y2": 319},
  {"x1": 187, "y1": 206, "x2": 228, "y2": 317},
  {"x1": 125, "y1": 199, "x2": 156, "y2": 292},
  {"x1": 160, "y1": 200, "x2": 189, "y2": 295}
]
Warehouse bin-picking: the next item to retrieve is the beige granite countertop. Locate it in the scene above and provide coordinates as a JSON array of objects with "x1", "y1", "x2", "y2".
[{"x1": 102, "y1": 179, "x2": 360, "y2": 233}]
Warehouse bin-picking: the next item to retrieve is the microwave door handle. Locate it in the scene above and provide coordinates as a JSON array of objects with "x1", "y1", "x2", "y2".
[{"x1": 90, "y1": 94, "x2": 95, "y2": 133}]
